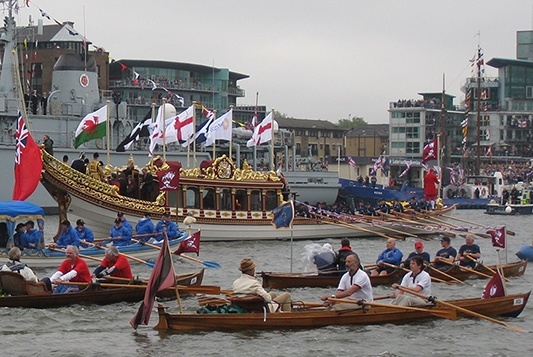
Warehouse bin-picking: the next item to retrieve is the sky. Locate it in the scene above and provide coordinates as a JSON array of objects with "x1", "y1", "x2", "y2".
[{"x1": 14, "y1": 0, "x2": 533, "y2": 123}]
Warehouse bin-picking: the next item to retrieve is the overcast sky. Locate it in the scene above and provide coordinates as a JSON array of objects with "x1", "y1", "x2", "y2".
[{"x1": 17, "y1": 0, "x2": 533, "y2": 123}]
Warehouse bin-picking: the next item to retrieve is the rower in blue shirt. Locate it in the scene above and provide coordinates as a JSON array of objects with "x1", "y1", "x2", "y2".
[
  {"x1": 74, "y1": 219, "x2": 95, "y2": 247},
  {"x1": 153, "y1": 213, "x2": 178, "y2": 242},
  {"x1": 51, "y1": 220, "x2": 81, "y2": 248},
  {"x1": 371, "y1": 238, "x2": 403, "y2": 276},
  {"x1": 21, "y1": 220, "x2": 43, "y2": 249}
]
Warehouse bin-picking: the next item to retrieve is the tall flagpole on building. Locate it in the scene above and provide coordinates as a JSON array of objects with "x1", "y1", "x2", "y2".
[
  {"x1": 212, "y1": 110, "x2": 217, "y2": 160},
  {"x1": 162, "y1": 98, "x2": 167, "y2": 162},
  {"x1": 270, "y1": 108, "x2": 275, "y2": 171},
  {"x1": 193, "y1": 102, "x2": 198, "y2": 167},
  {"x1": 105, "y1": 100, "x2": 110, "y2": 166},
  {"x1": 229, "y1": 105, "x2": 234, "y2": 159}
]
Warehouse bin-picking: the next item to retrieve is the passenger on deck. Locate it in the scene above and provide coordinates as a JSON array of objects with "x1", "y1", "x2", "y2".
[
  {"x1": 390, "y1": 256, "x2": 432, "y2": 307},
  {"x1": 321, "y1": 254, "x2": 373, "y2": 310},
  {"x1": 457, "y1": 235, "x2": 481, "y2": 268},
  {"x1": 108, "y1": 218, "x2": 132, "y2": 247},
  {"x1": 92, "y1": 246, "x2": 133, "y2": 280},
  {"x1": 50, "y1": 220, "x2": 81, "y2": 248},
  {"x1": 74, "y1": 219, "x2": 95, "y2": 247},
  {"x1": 71, "y1": 152, "x2": 86, "y2": 174},
  {"x1": 153, "y1": 213, "x2": 178, "y2": 242},
  {"x1": 371, "y1": 238, "x2": 403, "y2": 276},
  {"x1": 1, "y1": 247, "x2": 38, "y2": 282},
  {"x1": 135, "y1": 213, "x2": 155, "y2": 241},
  {"x1": 232, "y1": 258, "x2": 292, "y2": 312},
  {"x1": 12, "y1": 223, "x2": 26, "y2": 250},
  {"x1": 42, "y1": 245, "x2": 91, "y2": 293},
  {"x1": 403, "y1": 241, "x2": 431, "y2": 269},
  {"x1": 21, "y1": 220, "x2": 43, "y2": 249},
  {"x1": 87, "y1": 152, "x2": 105, "y2": 181},
  {"x1": 433, "y1": 236, "x2": 457, "y2": 271}
]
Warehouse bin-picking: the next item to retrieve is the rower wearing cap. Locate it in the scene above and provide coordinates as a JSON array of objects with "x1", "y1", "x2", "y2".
[
  {"x1": 433, "y1": 236, "x2": 457, "y2": 271},
  {"x1": 74, "y1": 219, "x2": 95, "y2": 247},
  {"x1": 403, "y1": 241, "x2": 431, "y2": 269}
]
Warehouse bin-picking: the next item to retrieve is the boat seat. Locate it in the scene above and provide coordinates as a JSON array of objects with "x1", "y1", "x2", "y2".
[
  {"x1": 0, "y1": 271, "x2": 49, "y2": 296},
  {"x1": 226, "y1": 294, "x2": 267, "y2": 313}
]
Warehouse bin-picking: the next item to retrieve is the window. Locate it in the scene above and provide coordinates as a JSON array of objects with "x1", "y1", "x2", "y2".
[
  {"x1": 527, "y1": 86, "x2": 533, "y2": 98},
  {"x1": 406, "y1": 142, "x2": 420, "y2": 154}
]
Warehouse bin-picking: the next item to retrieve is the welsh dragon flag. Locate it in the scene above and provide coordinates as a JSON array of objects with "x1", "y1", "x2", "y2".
[{"x1": 74, "y1": 105, "x2": 108, "y2": 148}]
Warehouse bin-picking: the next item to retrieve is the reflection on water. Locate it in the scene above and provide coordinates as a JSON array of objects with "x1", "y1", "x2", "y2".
[{"x1": 2, "y1": 211, "x2": 532, "y2": 356}]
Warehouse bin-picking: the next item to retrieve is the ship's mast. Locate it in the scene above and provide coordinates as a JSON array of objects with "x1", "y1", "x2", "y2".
[{"x1": 475, "y1": 45, "x2": 482, "y2": 175}]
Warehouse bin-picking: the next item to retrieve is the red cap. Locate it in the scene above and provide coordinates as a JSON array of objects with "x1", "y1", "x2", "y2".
[{"x1": 414, "y1": 242, "x2": 424, "y2": 249}]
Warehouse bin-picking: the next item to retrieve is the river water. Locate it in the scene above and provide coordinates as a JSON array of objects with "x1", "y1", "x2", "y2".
[{"x1": 1, "y1": 211, "x2": 532, "y2": 356}]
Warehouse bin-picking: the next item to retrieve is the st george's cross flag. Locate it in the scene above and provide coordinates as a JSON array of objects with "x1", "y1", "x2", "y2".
[
  {"x1": 13, "y1": 113, "x2": 42, "y2": 200},
  {"x1": 247, "y1": 112, "x2": 274, "y2": 147},
  {"x1": 74, "y1": 105, "x2": 108, "y2": 148},
  {"x1": 130, "y1": 233, "x2": 176, "y2": 329}
]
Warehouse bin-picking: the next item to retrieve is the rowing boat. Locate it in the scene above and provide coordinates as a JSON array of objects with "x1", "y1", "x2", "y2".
[
  {"x1": 40, "y1": 151, "x2": 456, "y2": 241},
  {"x1": 0, "y1": 269, "x2": 203, "y2": 308},
  {"x1": 153, "y1": 292, "x2": 530, "y2": 332},
  {"x1": 429, "y1": 260, "x2": 527, "y2": 282},
  {"x1": 260, "y1": 260, "x2": 527, "y2": 289},
  {"x1": 260, "y1": 269, "x2": 404, "y2": 289}
]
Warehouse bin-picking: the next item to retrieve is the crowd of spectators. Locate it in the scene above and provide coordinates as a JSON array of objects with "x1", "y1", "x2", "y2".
[{"x1": 392, "y1": 98, "x2": 442, "y2": 109}]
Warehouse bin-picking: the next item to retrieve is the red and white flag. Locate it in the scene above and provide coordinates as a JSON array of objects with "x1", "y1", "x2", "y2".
[
  {"x1": 487, "y1": 226, "x2": 506, "y2": 249},
  {"x1": 485, "y1": 146, "x2": 492, "y2": 157},
  {"x1": 247, "y1": 112, "x2": 275, "y2": 147},
  {"x1": 174, "y1": 231, "x2": 201, "y2": 256},
  {"x1": 482, "y1": 271, "x2": 506, "y2": 299},
  {"x1": 422, "y1": 138, "x2": 438, "y2": 163},
  {"x1": 13, "y1": 113, "x2": 42, "y2": 200},
  {"x1": 347, "y1": 156, "x2": 356, "y2": 167}
]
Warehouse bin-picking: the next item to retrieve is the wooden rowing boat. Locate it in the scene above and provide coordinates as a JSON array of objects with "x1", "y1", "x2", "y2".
[
  {"x1": 0, "y1": 269, "x2": 203, "y2": 308},
  {"x1": 153, "y1": 292, "x2": 530, "y2": 332},
  {"x1": 260, "y1": 269, "x2": 405, "y2": 289},
  {"x1": 39, "y1": 151, "x2": 456, "y2": 241},
  {"x1": 429, "y1": 260, "x2": 527, "y2": 282},
  {"x1": 260, "y1": 260, "x2": 527, "y2": 289}
]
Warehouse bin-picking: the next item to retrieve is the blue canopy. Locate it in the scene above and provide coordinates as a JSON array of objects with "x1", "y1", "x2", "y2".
[{"x1": 0, "y1": 200, "x2": 45, "y2": 238}]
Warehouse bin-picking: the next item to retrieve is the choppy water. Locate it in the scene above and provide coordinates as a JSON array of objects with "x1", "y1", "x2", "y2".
[{"x1": 1, "y1": 211, "x2": 532, "y2": 356}]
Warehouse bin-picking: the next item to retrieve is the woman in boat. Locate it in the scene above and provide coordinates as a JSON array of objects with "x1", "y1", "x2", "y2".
[
  {"x1": 232, "y1": 258, "x2": 292, "y2": 312},
  {"x1": 390, "y1": 256, "x2": 431, "y2": 307},
  {"x1": 1, "y1": 247, "x2": 38, "y2": 282}
]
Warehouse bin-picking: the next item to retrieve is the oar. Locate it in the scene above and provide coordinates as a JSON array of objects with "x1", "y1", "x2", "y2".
[
  {"x1": 466, "y1": 256, "x2": 510, "y2": 282},
  {"x1": 440, "y1": 260, "x2": 493, "y2": 279},
  {"x1": 93, "y1": 244, "x2": 155, "y2": 268},
  {"x1": 386, "y1": 211, "x2": 454, "y2": 239},
  {"x1": 319, "y1": 219, "x2": 400, "y2": 240},
  {"x1": 425, "y1": 263, "x2": 465, "y2": 284},
  {"x1": 60, "y1": 281, "x2": 223, "y2": 294},
  {"x1": 441, "y1": 214, "x2": 513, "y2": 237},
  {"x1": 328, "y1": 298, "x2": 457, "y2": 320},
  {"x1": 93, "y1": 233, "x2": 156, "y2": 243},
  {"x1": 396, "y1": 286, "x2": 527, "y2": 333},
  {"x1": 50, "y1": 247, "x2": 106, "y2": 264},
  {"x1": 382, "y1": 262, "x2": 454, "y2": 285},
  {"x1": 131, "y1": 238, "x2": 221, "y2": 268}
]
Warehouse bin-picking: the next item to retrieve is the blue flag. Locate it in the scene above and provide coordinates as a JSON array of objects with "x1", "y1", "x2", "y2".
[{"x1": 271, "y1": 200, "x2": 294, "y2": 229}]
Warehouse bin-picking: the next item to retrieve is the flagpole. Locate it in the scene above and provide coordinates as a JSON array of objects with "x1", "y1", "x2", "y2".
[
  {"x1": 212, "y1": 110, "x2": 217, "y2": 160},
  {"x1": 337, "y1": 146, "x2": 340, "y2": 178},
  {"x1": 270, "y1": 108, "x2": 275, "y2": 171},
  {"x1": 105, "y1": 100, "x2": 110, "y2": 166},
  {"x1": 290, "y1": 199, "x2": 294, "y2": 273},
  {"x1": 229, "y1": 105, "x2": 234, "y2": 159},
  {"x1": 437, "y1": 134, "x2": 441, "y2": 199},
  {"x1": 193, "y1": 102, "x2": 197, "y2": 167},
  {"x1": 162, "y1": 98, "x2": 167, "y2": 162}
]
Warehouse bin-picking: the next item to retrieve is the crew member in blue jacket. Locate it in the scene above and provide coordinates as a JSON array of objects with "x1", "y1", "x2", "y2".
[
  {"x1": 108, "y1": 218, "x2": 132, "y2": 246},
  {"x1": 51, "y1": 220, "x2": 81, "y2": 248},
  {"x1": 75, "y1": 219, "x2": 95, "y2": 247},
  {"x1": 21, "y1": 220, "x2": 43, "y2": 249},
  {"x1": 135, "y1": 213, "x2": 155, "y2": 241},
  {"x1": 371, "y1": 238, "x2": 403, "y2": 276},
  {"x1": 153, "y1": 213, "x2": 178, "y2": 242}
]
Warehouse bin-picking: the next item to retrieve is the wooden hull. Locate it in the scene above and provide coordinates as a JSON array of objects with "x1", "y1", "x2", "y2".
[
  {"x1": 429, "y1": 260, "x2": 527, "y2": 281},
  {"x1": 260, "y1": 269, "x2": 405, "y2": 289},
  {"x1": 154, "y1": 292, "x2": 530, "y2": 332},
  {"x1": 0, "y1": 269, "x2": 204, "y2": 308},
  {"x1": 261, "y1": 261, "x2": 527, "y2": 289},
  {"x1": 2, "y1": 237, "x2": 187, "y2": 268},
  {"x1": 40, "y1": 151, "x2": 457, "y2": 241}
]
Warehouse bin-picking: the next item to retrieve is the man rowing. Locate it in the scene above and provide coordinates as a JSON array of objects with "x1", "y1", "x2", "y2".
[
  {"x1": 49, "y1": 220, "x2": 81, "y2": 248},
  {"x1": 433, "y1": 236, "x2": 457, "y2": 271},
  {"x1": 403, "y1": 241, "x2": 431, "y2": 269},
  {"x1": 321, "y1": 254, "x2": 373, "y2": 310},
  {"x1": 370, "y1": 238, "x2": 403, "y2": 276},
  {"x1": 42, "y1": 245, "x2": 91, "y2": 293},
  {"x1": 457, "y1": 235, "x2": 481, "y2": 268},
  {"x1": 92, "y1": 246, "x2": 133, "y2": 279},
  {"x1": 390, "y1": 256, "x2": 431, "y2": 307}
]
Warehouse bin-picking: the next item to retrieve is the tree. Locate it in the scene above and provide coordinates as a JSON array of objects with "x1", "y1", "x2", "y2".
[{"x1": 337, "y1": 117, "x2": 367, "y2": 129}]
